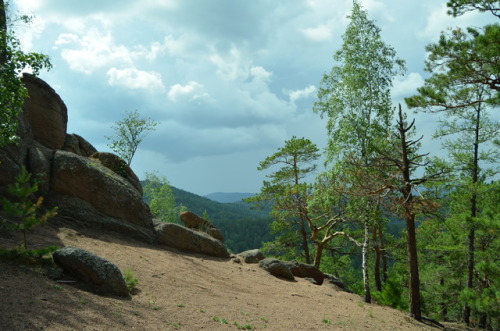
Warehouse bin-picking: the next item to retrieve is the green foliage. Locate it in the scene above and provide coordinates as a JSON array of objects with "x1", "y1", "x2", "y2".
[
  {"x1": 446, "y1": 0, "x2": 500, "y2": 18},
  {"x1": 215, "y1": 217, "x2": 273, "y2": 254},
  {"x1": 143, "y1": 172, "x2": 179, "y2": 223},
  {"x1": 170, "y1": 186, "x2": 269, "y2": 221},
  {"x1": 0, "y1": 245, "x2": 59, "y2": 265},
  {"x1": 0, "y1": 5, "x2": 52, "y2": 147},
  {"x1": 406, "y1": 24, "x2": 500, "y2": 109},
  {"x1": 406, "y1": 3, "x2": 499, "y2": 324},
  {"x1": 123, "y1": 269, "x2": 139, "y2": 293},
  {"x1": 313, "y1": 0, "x2": 405, "y2": 161},
  {"x1": 1, "y1": 167, "x2": 58, "y2": 250},
  {"x1": 313, "y1": 1, "x2": 405, "y2": 304},
  {"x1": 246, "y1": 136, "x2": 320, "y2": 264},
  {"x1": 142, "y1": 183, "x2": 273, "y2": 252},
  {"x1": 372, "y1": 277, "x2": 408, "y2": 311},
  {"x1": 105, "y1": 109, "x2": 158, "y2": 166}
]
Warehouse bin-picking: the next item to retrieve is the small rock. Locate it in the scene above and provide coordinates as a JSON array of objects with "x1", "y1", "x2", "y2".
[
  {"x1": 238, "y1": 249, "x2": 265, "y2": 264},
  {"x1": 258, "y1": 258, "x2": 295, "y2": 281}
]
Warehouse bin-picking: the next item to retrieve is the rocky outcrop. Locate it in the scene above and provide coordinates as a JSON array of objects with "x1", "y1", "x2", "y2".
[
  {"x1": 0, "y1": 73, "x2": 156, "y2": 242},
  {"x1": 258, "y1": 258, "x2": 295, "y2": 281},
  {"x1": 50, "y1": 151, "x2": 153, "y2": 229},
  {"x1": 238, "y1": 249, "x2": 265, "y2": 263},
  {"x1": 180, "y1": 211, "x2": 224, "y2": 242},
  {"x1": 283, "y1": 261, "x2": 325, "y2": 285},
  {"x1": 52, "y1": 246, "x2": 129, "y2": 297},
  {"x1": 62, "y1": 133, "x2": 97, "y2": 157},
  {"x1": 89, "y1": 152, "x2": 143, "y2": 195},
  {"x1": 22, "y1": 73, "x2": 67, "y2": 150},
  {"x1": 155, "y1": 223, "x2": 230, "y2": 258}
]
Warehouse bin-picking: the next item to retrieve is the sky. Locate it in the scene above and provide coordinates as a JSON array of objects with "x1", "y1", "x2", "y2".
[{"x1": 9, "y1": 0, "x2": 498, "y2": 196}]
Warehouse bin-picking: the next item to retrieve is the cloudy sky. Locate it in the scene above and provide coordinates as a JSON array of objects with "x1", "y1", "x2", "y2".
[{"x1": 10, "y1": 0, "x2": 498, "y2": 196}]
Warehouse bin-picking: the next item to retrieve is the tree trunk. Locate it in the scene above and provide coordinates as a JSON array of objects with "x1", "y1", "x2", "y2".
[
  {"x1": 300, "y1": 219, "x2": 312, "y2": 264},
  {"x1": 373, "y1": 225, "x2": 382, "y2": 292},
  {"x1": 464, "y1": 102, "x2": 481, "y2": 326},
  {"x1": 406, "y1": 211, "x2": 422, "y2": 320},
  {"x1": 397, "y1": 105, "x2": 422, "y2": 321},
  {"x1": 440, "y1": 277, "x2": 448, "y2": 321},
  {"x1": 362, "y1": 220, "x2": 371, "y2": 303},
  {"x1": 379, "y1": 224, "x2": 388, "y2": 283},
  {"x1": 313, "y1": 243, "x2": 324, "y2": 269}
]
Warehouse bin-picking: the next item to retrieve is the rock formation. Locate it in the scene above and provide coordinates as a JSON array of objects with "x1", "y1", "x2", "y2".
[
  {"x1": 283, "y1": 261, "x2": 325, "y2": 285},
  {"x1": 179, "y1": 211, "x2": 224, "y2": 242},
  {"x1": 258, "y1": 258, "x2": 295, "y2": 281},
  {"x1": 155, "y1": 222, "x2": 230, "y2": 258},
  {"x1": 0, "y1": 73, "x2": 232, "y2": 258},
  {"x1": 238, "y1": 249, "x2": 265, "y2": 263},
  {"x1": 0, "y1": 74, "x2": 155, "y2": 241}
]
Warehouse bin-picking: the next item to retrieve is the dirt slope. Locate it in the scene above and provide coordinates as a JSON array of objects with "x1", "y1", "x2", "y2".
[{"x1": 0, "y1": 218, "x2": 468, "y2": 330}]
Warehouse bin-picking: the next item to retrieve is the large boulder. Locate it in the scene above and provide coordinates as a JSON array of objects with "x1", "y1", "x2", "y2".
[
  {"x1": 179, "y1": 211, "x2": 224, "y2": 242},
  {"x1": 50, "y1": 151, "x2": 153, "y2": 230},
  {"x1": 21, "y1": 73, "x2": 67, "y2": 150},
  {"x1": 89, "y1": 152, "x2": 143, "y2": 196},
  {"x1": 155, "y1": 223, "x2": 230, "y2": 258},
  {"x1": 258, "y1": 258, "x2": 295, "y2": 281},
  {"x1": 283, "y1": 261, "x2": 325, "y2": 285},
  {"x1": 238, "y1": 249, "x2": 265, "y2": 264},
  {"x1": 62, "y1": 133, "x2": 97, "y2": 157},
  {"x1": 52, "y1": 246, "x2": 129, "y2": 297}
]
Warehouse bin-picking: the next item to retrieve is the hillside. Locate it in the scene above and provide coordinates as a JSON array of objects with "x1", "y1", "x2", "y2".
[
  {"x1": 171, "y1": 187, "x2": 274, "y2": 253},
  {"x1": 0, "y1": 218, "x2": 450, "y2": 331},
  {"x1": 171, "y1": 187, "x2": 267, "y2": 221},
  {"x1": 204, "y1": 192, "x2": 256, "y2": 203}
]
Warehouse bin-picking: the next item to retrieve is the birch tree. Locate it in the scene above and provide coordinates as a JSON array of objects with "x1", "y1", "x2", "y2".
[
  {"x1": 106, "y1": 110, "x2": 158, "y2": 166},
  {"x1": 313, "y1": 0, "x2": 405, "y2": 303}
]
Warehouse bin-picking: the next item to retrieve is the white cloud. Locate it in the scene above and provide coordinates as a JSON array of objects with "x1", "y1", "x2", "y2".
[
  {"x1": 250, "y1": 66, "x2": 272, "y2": 83},
  {"x1": 210, "y1": 47, "x2": 251, "y2": 81},
  {"x1": 168, "y1": 81, "x2": 210, "y2": 102},
  {"x1": 107, "y1": 68, "x2": 165, "y2": 91},
  {"x1": 56, "y1": 29, "x2": 134, "y2": 74},
  {"x1": 301, "y1": 24, "x2": 333, "y2": 42},
  {"x1": 392, "y1": 72, "x2": 425, "y2": 99},
  {"x1": 289, "y1": 85, "x2": 317, "y2": 103},
  {"x1": 417, "y1": 2, "x2": 493, "y2": 41},
  {"x1": 360, "y1": 0, "x2": 394, "y2": 21}
]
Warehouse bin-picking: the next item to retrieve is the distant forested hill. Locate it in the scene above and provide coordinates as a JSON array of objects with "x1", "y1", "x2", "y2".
[
  {"x1": 170, "y1": 186, "x2": 274, "y2": 253},
  {"x1": 204, "y1": 192, "x2": 256, "y2": 203},
  {"x1": 171, "y1": 187, "x2": 267, "y2": 221},
  {"x1": 142, "y1": 184, "x2": 274, "y2": 253}
]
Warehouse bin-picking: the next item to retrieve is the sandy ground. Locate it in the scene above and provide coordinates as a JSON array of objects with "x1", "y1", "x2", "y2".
[{"x1": 0, "y1": 217, "x2": 477, "y2": 330}]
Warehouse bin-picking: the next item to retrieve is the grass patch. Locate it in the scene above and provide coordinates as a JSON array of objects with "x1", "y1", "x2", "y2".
[
  {"x1": 212, "y1": 316, "x2": 228, "y2": 324},
  {"x1": 234, "y1": 321, "x2": 254, "y2": 329},
  {"x1": 123, "y1": 270, "x2": 138, "y2": 293}
]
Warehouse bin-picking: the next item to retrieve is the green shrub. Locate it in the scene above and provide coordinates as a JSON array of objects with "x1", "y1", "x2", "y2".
[
  {"x1": 372, "y1": 278, "x2": 408, "y2": 310},
  {"x1": 1, "y1": 167, "x2": 58, "y2": 250},
  {"x1": 123, "y1": 269, "x2": 139, "y2": 293}
]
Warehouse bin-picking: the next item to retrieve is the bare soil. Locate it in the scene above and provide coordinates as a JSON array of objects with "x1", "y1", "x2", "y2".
[{"x1": 0, "y1": 218, "x2": 478, "y2": 330}]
